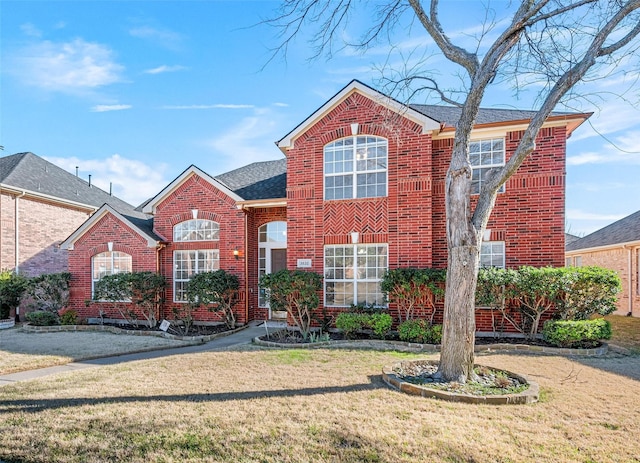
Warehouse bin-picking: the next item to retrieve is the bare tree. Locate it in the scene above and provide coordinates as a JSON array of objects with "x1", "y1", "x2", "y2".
[{"x1": 269, "y1": 0, "x2": 640, "y2": 382}]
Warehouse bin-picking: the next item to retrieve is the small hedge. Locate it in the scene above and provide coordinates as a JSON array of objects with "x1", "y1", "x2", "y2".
[
  {"x1": 25, "y1": 310, "x2": 59, "y2": 326},
  {"x1": 398, "y1": 319, "x2": 443, "y2": 344},
  {"x1": 335, "y1": 312, "x2": 393, "y2": 339},
  {"x1": 542, "y1": 318, "x2": 611, "y2": 348}
]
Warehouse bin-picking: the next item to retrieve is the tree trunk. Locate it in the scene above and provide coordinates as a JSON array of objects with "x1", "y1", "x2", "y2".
[{"x1": 438, "y1": 244, "x2": 480, "y2": 382}]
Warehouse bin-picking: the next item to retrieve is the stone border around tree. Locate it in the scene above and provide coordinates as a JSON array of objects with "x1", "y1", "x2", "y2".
[
  {"x1": 252, "y1": 336, "x2": 609, "y2": 356},
  {"x1": 21, "y1": 323, "x2": 249, "y2": 343},
  {"x1": 382, "y1": 359, "x2": 540, "y2": 405}
]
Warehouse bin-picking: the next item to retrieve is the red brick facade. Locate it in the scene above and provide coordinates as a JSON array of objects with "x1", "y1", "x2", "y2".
[{"x1": 64, "y1": 83, "x2": 581, "y2": 331}]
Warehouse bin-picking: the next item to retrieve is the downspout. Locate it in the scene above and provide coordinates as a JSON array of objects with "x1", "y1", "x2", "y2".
[
  {"x1": 156, "y1": 243, "x2": 166, "y2": 321},
  {"x1": 624, "y1": 245, "x2": 633, "y2": 316},
  {"x1": 14, "y1": 191, "x2": 26, "y2": 273},
  {"x1": 243, "y1": 208, "x2": 249, "y2": 325}
]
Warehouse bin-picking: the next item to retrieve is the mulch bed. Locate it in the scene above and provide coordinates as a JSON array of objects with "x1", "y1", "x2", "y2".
[
  {"x1": 259, "y1": 329, "x2": 602, "y2": 349},
  {"x1": 100, "y1": 322, "x2": 230, "y2": 337}
]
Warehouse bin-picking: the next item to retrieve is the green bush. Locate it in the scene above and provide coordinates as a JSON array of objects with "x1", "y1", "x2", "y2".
[
  {"x1": 335, "y1": 312, "x2": 393, "y2": 339},
  {"x1": 25, "y1": 310, "x2": 59, "y2": 326},
  {"x1": 369, "y1": 312, "x2": 393, "y2": 338},
  {"x1": 59, "y1": 309, "x2": 78, "y2": 325},
  {"x1": 398, "y1": 319, "x2": 442, "y2": 344},
  {"x1": 335, "y1": 312, "x2": 367, "y2": 339},
  {"x1": 542, "y1": 318, "x2": 612, "y2": 348}
]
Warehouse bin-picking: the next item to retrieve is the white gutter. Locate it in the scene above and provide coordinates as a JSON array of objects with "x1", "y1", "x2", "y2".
[
  {"x1": 0, "y1": 183, "x2": 98, "y2": 213},
  {"x1": 565, "y1": 240, "x2": 640, "y2": 255}
]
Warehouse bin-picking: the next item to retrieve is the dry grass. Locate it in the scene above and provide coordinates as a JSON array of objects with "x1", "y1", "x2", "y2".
[
  {"x1": 606, "y1": 315, "x2": 640, "y2": 353},
  {"x1": 0, "y1": 329, "x2": 191, "y2": 375},
  {"x1": 1, "y1": 346, "x2": 639, "y2": 463}
]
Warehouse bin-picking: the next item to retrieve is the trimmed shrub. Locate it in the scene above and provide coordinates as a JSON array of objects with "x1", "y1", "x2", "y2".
[
  {"x1": 25, "y1": 310, "x2": 59, "y2": 326},
  {"x1": 381, "y1": 268, "x2": 445, "y2": 324},
  {"x1": 335, "y1": 312, "x2": 368, "y2": 339},
  {"x1": 542, "y1": 318, "x2": 612, "y2": 348},
  {"x1": 59, "y1": 309, "x2": 78, "y2": 325},
  {"x1": 369, "y1": 312, "x2": 393, "y2": 338},
  {"x1": 335, "y1": 312, "x2": 393, "y2": 339},
  {"x1": 398, "y1": 319, "x2": 442, "y2": 344}
]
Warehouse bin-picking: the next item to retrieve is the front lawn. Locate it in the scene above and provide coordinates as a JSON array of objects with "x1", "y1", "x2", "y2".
[{"x1": 1, "y1": 347, "x2": 639, "y2": 463}]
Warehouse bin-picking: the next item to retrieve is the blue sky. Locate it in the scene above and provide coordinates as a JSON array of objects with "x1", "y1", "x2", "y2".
[{"x1": 1, "y1": 1, "x2": 639, "y2": 236}]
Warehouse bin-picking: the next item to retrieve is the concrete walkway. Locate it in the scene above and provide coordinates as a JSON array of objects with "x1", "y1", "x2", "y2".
[{"x1": 0, "y1": 322, "x2": 269, "y2": 387}]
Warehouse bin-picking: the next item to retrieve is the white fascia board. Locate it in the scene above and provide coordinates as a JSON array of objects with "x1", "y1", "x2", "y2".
[
  {"x1": 236, "y1": 198, "x2": 287, "y2": 209},
  {"x1": 277, "y1": 80, "x2": 440, "y2": 151},
  {"x1": 142, "y1": 165, "x2": 244, "y2": 214},
  {"x1": 61, "y1": 204, "x2": 159, "y2": 250},
  {"x1": 566, "y1": 240, "x2": 640, "y2": 255},
  {"x1": 0, "y1": 183, "x2": 98, "y2": 212}
]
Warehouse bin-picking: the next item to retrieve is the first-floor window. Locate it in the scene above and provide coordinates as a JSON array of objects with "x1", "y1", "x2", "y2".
[
  {"x1": 92, "y1": 251, "x2": 132, "y2": 295},
  {"x1": 173, "y1": 250, "x2": 219, "y2": 302},
  {"x1": 480, "y1": 241, "x2": 505, "y2": 268},
  {"x1": 324, "y1": 244, "x2": 387, "y2": 307}
]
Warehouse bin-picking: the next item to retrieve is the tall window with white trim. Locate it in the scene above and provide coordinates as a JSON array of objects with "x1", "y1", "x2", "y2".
[
  {"x1": 173, "y1": 250, "x2": 220, "y2": 302},
  {"x1": 324, "y1": 244, "x2": 387, "y2": 307},
  {"x1": 324, "y1": 136, "x2": 388, "y2": 200},
  {"x1": 92, "y1": 251, "x2": 132, "y2": 294},
  {"x1": 470, "y1": 138, "x2": 505, "y2": 194}
]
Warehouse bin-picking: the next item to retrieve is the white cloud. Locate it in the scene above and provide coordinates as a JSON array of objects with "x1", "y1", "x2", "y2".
[
  {"x1": 91, "y1": 104, "x2": 132, "y2": 112},
  {"x1": 45, "y1": 154, "x2": 169, "y2": 207},
  {"x1": 129, "y1": 26, "x2": 183, "y2": 50},
  {"x1": 161, "y1": 104, "x2": 255, "y2": 110},
  {"x1": 566, "y1": 209, "x2": 626, "y2": 222},
  {"x1": 567, "y1": 131, "x2": 640, "y2": 165},
  {"x1": 144, "y1": 64, "x2": 187, "y2": 74},
  {"x1": 205, "y1": 108, "x2": 284, "y2": 173},
  {"x1": 14, "y1": 39, "x2": 124, "y2": 92},
  {"x1": 20, "y1": 23, "x2": 42, "y2": 37}
]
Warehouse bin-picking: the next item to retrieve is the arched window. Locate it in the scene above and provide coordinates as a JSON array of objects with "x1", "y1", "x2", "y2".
[
  {"x1": 173, "y1": 219, "x2": 219, "y2": 242},
  {"x1": 92, "y1": 251, "x2": 132, "y2": 292},
  {"x1": 324, "y1": 135, "x2": 387, "y2": 200}
]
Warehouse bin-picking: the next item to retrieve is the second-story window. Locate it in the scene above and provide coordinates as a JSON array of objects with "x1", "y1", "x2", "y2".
[
  {"x1": 173, "y1": 219, "x2": 219, "y2": 242},
  {"x1": 470, "y1": 138, "x2": 505, "y2": 194},
  {"x1": 324, "y1": 136, "x2": 388, "y2": 200}
]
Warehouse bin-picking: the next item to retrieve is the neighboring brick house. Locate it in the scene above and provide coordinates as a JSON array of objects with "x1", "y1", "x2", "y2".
[
  {"x1": 62, "y1": 80, "x2": 589, "y2": 330},
  {"x1": 0, "y1": 152, "x2": 134, "y2": 276},
  {"x1": 566, "y1": 210, "x2": 640, "y2": 317}
]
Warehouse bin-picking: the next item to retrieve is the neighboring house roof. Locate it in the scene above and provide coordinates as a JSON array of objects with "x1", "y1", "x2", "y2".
[
  {"x1": 566, "y1": 209, "x2": 640, "y2": 252},
  {"x1": 565, "y1": 233, "x2": 581, "y2": 247},
  {"x1": 61, "y1": 204, "x2": 162, "y2": 250},
  {"x1": 0, "y1": 152, "x2": 135, "y2": 213},
  {"x1": 216, "y1": 158, "x2": 286, "y2": 200}
]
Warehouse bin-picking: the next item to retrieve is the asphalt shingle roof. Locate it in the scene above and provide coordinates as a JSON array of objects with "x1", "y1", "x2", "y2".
[
  {"x1": 410, "y1": 104, "x2": 573, "y2": 128},
  {"x1": 0, "y1": 152, "x2": 136, "y2": 214},
  {"x1": 566, "y1": 209, "x2": 640, "y2": 251},
  {"x1": 215, "y1": 158, "x2": 287, "y2": 200}
]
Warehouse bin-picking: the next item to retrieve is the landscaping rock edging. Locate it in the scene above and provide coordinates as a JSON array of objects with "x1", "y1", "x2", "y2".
[
  {"x1": 21, "y1": 323, "x2": 249, "y2": 343},
  {"x1": 252, "y1": 336, "x2": 609, "y2": 356},
  {"x1": 382, "y1": 359, "x2": 540, "y2": 405},
  {"x1": 0, "y1": 319, "x2": 15, "y2": 330}
]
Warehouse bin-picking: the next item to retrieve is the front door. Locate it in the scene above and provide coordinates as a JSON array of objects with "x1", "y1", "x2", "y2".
[
  {"x1": 258, "y1": 221, "x2": 287, "y2": 319},
  {"x1": 271, "y1": 249, "x2": 287, "y2": 273}
]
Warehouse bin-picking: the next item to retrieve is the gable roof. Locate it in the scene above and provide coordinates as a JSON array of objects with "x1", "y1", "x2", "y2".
[
  {"x1": 61, "y1": 204, "x2": 162, "y2": 250},
  {"x1": 566, "y1": 209, "x2": 640, "y2": 252},
  {"x1": 277, "y1": 79, "x2": 441, "y2": 151},
  {"x1": 0, "y1": 152, "x2": 135, "y2": 213},
  {"x1": 142, "y1": 165, "x2": 244, "y2": 215}
]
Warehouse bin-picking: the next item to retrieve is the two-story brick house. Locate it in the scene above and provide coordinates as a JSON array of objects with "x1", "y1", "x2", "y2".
[{"x1": 61, "y1": 80, "x2": 589, "y2": 330}]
